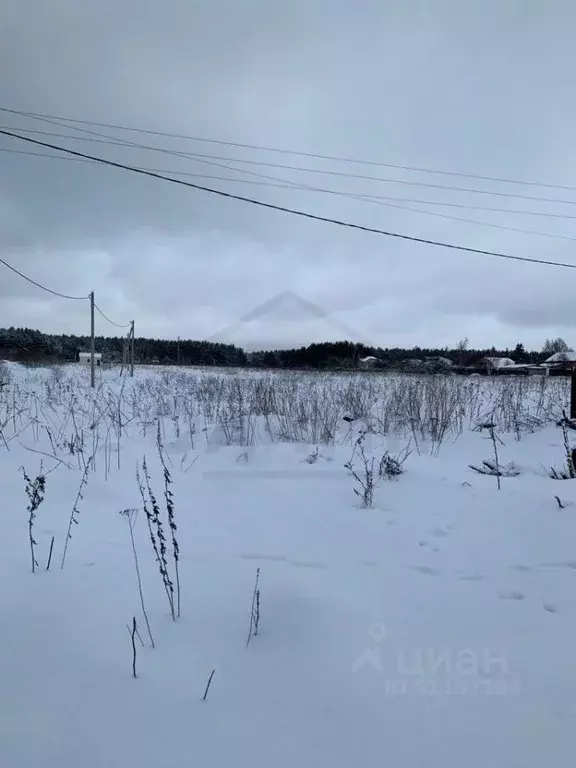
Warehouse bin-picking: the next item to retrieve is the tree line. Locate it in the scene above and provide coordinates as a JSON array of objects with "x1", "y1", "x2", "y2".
[{"x1": 0, "y1": 327, "x2": 571, "y2": 370}]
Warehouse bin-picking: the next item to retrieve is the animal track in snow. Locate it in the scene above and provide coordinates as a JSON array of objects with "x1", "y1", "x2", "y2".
[
  {"x1": 239, "y1": 554, "x2": 325, "y2": 569},
  {"x1": 411, "y1": 565, "x2": 441, "y2": 577},
  {"x1": 429, "y1": 526, "x2": 450, "y2": 538},
  {"x1": 499, "y1": 590, "x2": 525, "y2": 601},
  {"x1": 543, "y1": 603, "x2": 559, "y2": 613}
]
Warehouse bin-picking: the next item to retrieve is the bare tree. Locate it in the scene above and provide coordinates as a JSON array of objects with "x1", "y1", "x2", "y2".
[
  {"x1": 457, "y1": 337, "x2": 469, "y2": 366},
  {"x1": 542, "y1": 338, "x2": 572, "y2": 357}
]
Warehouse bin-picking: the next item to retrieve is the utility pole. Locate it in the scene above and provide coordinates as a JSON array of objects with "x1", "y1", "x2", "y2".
[
  {"x1": 130, "y1": 320, "x2": 135, "y2": 378},
  {"x1": 177, "y1": 336, "x2": 180, "y2": 366},
  {"x1": 90, "y1": 291, "x2": 95, "y2": 388},
  {"x1": 119, "y1": 331, "x2": 128, "y2": 377},
  {"x1": 571, "y1": 368, "x2": 576, "y2": 420}
]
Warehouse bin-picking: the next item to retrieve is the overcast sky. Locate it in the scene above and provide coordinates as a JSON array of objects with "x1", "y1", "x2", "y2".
[{"x1": 1, "y1": 0, "x2": 575, "y2": 351}]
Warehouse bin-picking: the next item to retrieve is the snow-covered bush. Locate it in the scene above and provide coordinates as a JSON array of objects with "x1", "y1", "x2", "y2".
[{"x1": 0, "y1": 359, "x2": 11, "y2": 388}]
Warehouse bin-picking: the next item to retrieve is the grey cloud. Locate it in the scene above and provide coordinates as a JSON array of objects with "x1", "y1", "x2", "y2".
[{"x1": 1, "y1": 0, "x2": 576, "y2": 349}]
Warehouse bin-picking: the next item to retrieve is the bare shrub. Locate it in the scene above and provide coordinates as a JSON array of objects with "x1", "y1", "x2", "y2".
[
  {"x1": 548, "y1": 417, "x2": 576, "y2": 480},
  {"x1": 22, "y1": 465, "x2": 46, "y2": 572},
  {"x1": 345, "y1": 430, "x2": 377, "y2": 508},
  {"x1": 0, "y1": 360, "x2": 11, "y2": 389},
  {"x1": 378, "y1": 444, "x2": 411, "y2": 480}
]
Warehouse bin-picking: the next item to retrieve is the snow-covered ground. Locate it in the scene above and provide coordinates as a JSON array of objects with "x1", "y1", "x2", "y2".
[{"x1": 1, "y1": 363, "x2": 575, "y2": 767}]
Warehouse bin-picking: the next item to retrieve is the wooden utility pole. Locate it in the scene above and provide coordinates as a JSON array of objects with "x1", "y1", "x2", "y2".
[
  {"x1": 130, "y1": 320, "x2": 135, "y2": 378},
  {"x1": 119, "y1": 332, "x2": 128, "y2": 377},
  {"x1": 89, "y1": 291, "x2": 95, "y2": 388},
  {"x1": 571, "y1": 369, "x2": 576, "y2": 419},
  {"x1": 177, "y1": 336, "x2": 180, "y2": 365}
]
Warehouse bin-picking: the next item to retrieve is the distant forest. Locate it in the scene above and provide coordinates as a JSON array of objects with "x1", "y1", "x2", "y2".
[{"x1": 0, "y1": 326, "x2": 564, "y2": 371}]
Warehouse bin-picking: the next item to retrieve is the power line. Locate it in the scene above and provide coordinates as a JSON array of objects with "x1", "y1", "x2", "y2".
[
  {"x1": 8, "y1": 113, "x2": 576, "y2": 254},
  {"x1": 4, "y1": 123, "x2": 576, "y2": 209},
  {"x1": 2, "y1": 127, "x2": 576, "y2": 271},
  {"x1": 0, "y1": 256, "x2": 88, "y2": 300},
  {"x1": 2, "y1": 143, "x2": 576, "y2": 220},
  {"x1": 364, "y1": 198, "x2": 576, "y2": 242},
  {"x1": 3, "y1": 145, "x2": 576, "y2": 243},
  {"x1": 3, "y1": 104, "x2": 576, "y2": 193},
  {"x1": 93, "y1": 302, "x2": 131, "y2": 329},
  {"x1": 0, "y1": 255, "x2": 130, "y2": 328}
]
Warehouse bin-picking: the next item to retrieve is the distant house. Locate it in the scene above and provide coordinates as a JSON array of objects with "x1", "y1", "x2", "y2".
[
  {"x1": 402, "y1": 358, "x2": 424, "y2": 367},
  {"x1": 478, "y1": 357, "x2": 516, "y2": 374},
  {"x1": 78, "y1": 352, "x2": 102, "y2": 367},
  {"x1": 543, "y1": 351, "x2": 576, "y2": 374},
  {"x1": 424, "y1": 356, "x2": 453, "y2": 370},
  {"x1": 516, "y1": 364, "x2": 546, "y2": 376}
]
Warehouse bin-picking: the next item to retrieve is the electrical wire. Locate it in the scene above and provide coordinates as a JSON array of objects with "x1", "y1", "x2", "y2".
[
  {"x1": 2, "y1": 143, "x2": 576, "y2": 219},
  {"x1": 3, "y1": 145, "x2": 576, "y2": 242},
  {"x1": 93, "y1": 302, "x2": 131, "y2": 329},
  {"x1": 0, "y1": 256, "x2": 130, "y2": 328},
  {"x1": 0, "y1": 256, "x2": 89, "y2": 300},
  {"x1": 2, "y1": 128, "x2": 576, "y2": 271},
  {"x1": 3, "y1": 105, "x2": 576, "y2": 193},
  {"x1": 4, "y1": 123, "x2": 576, "y2": 208},
  {"x1": 6, "y1": 113, "x2": 576, "y2": 226}
]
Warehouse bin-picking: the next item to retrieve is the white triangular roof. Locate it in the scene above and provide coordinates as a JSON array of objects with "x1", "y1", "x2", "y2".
[
  {"x1": 482, "y1": 357, "x2": 515, "y2": 368},
  {"x1": 544, "y1": 351, "x2": 576, "y2": 363}
]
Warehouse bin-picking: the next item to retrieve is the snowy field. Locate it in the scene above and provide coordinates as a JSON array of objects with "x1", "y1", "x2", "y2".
[{"x1": 1, "y1": 362, "x2": 576, "y2": 767}]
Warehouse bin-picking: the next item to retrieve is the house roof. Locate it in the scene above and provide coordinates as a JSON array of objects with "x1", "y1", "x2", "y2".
[
  {"x1": 544, "y1": 351, "x2": 576, "y2": 364},
  {"x1": 481, "y1": 357, "x2": 516, "y2": 368},
  {"x1": 426, "y1": 356, "x2": 453, "y2": 365}
]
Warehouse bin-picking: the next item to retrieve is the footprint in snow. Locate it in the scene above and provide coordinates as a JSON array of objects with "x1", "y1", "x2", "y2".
[
  {"x1": 239, "y1": 554, "x2": 325, "y2": 569},
  {"x1": 499, "y1": 590, "x2": 525, "y2": 601},
  {"x1": 543, "y1": 603, "x2": 559, "y2": 613},
  {"x1": 510, "y1": 564, "x2": 534, "y2": 573},
  {"x1": 240, "y1": 554, "x2": 287, "y2": 563},
  {"x1": 429, "y1": 527, "x2": 449, "y2": 538},
  {"x1": 411, "y1": 565, "x2": 441, "y2": 577}
]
